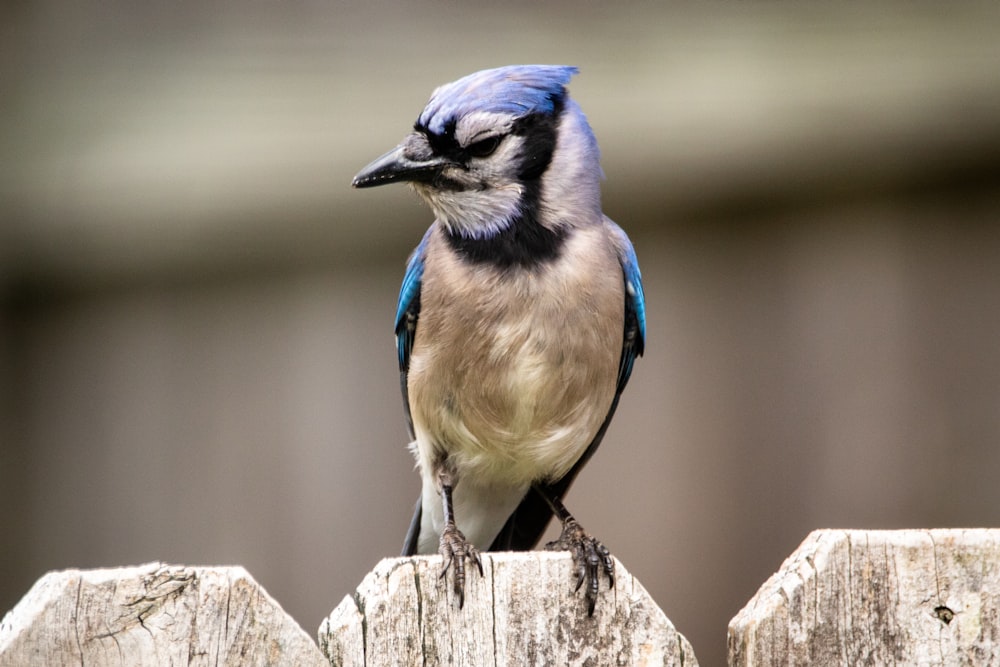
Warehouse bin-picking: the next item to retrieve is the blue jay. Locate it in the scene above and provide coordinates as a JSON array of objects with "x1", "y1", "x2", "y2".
[{"x1": 352, "y1": 65, "x2": 645, "y2": 615}]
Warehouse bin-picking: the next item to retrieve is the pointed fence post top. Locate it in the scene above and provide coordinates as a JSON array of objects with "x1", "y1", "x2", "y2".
[
  {"x1": 0, "y1": 562, "x2": 327, "y2": 667},
  {"x1": 320, "y1": 551, "x2": 697, "y2": 667},
  {"x1": 728, "y1": 528, "x2": 1000, "y2": 666}
]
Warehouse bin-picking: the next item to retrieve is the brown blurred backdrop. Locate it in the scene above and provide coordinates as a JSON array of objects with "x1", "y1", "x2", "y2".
[{"x1": 3, "y1": 3, "x2": 1000, "y2": 665}]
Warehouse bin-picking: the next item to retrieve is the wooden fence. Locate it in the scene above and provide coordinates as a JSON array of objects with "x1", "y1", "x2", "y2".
[{"x1": 2, "y1": 529, "x2": 997, "y2": 665}]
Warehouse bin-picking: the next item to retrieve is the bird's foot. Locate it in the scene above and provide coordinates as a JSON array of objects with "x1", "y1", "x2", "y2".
[
  {"x1": 439, "y1": 523, "x2": 483, "y2": 609},
  {"x1": 545, "y1": 518, "x2": 614, "y2": 616}
]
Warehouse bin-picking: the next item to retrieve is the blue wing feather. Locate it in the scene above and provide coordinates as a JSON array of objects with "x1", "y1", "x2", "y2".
[
  {"x1": 395, "y1": 229, "x2": 432, "y2": 556},
  {"x1": 612, "y1": 224, "x2": 646, "y2": 394},
  {"x1": 395, "y1": 226, "x2": 434, "y2": 441},
  {"x1": 395, "y1": 227, "x2": 433, "y2": 373}
]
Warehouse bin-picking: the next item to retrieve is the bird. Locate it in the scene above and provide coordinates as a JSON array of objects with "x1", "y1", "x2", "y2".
[{"x1": 352, "y1": 65, "x2": 645, "y2": 616}]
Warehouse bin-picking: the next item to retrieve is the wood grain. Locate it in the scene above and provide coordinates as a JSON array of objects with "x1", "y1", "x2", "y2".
[
  {"x1": 729, "y1": 529, "x2": 1000, "y2": 666},
  {"x1": 0, "y1": 562, "x2": 327, "y2": 666},
  {"x1": 319, "y1": 551, "x2": 697, "y2": 667}
]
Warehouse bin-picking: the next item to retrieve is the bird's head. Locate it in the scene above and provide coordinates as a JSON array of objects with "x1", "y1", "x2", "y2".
[{"x1": 352, "y1": 65, "x2": 602, "y2": 240}]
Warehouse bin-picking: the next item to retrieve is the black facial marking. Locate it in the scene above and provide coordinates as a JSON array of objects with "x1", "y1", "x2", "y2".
[
  {"x1": 445, "y1": 117, "x2": 565, "y2": 269},
  {"x1": 444, "y1": 94, "x2": 566, "y2": 269},
  {"x1": 426, "y1": 90, "x2": 568, "y2": 269},
  {"x1": 466, "y1": 135, "x2": 502, "y2": 159},
  {"x1": 511, "y1": 96, "x2": 563, "y2": 181},
  {"x1": 412, "y1": 92, "x2": 565, "y2": 175},
  {"x1": 445, "y1": 209, "x2": 567, "y2": 270}
]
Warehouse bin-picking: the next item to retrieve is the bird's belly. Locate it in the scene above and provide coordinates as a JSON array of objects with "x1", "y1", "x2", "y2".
[{"x1": 408, "y1": 310, "x2": 619, "y2": 487}]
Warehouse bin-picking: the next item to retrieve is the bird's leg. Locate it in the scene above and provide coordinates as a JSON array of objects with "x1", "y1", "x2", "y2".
[
  {"x1": 436, "y1": 467, "x2": 483, "y2": 608},
  {"x1": 537, "y1": 486, "x2": 614, "y2": 616}
]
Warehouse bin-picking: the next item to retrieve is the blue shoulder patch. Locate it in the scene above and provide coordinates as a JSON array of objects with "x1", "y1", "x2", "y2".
[
  {"x1": 609, "y1": 222, "x2": 646, "y2": 393},
  {"x1": 622, "y1": 242, "x2": 646, "y2": 347},
  {"x1": 395, "y1": 226, "x2": 433, "y2": 371},
  {"x1": 418, "y1": 65, "x2": 578, "y2": 135}
]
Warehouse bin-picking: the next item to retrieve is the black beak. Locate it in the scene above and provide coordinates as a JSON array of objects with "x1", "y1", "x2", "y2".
[{"x1": 352, "y1": 144, "x2": 452, "y2": 188}]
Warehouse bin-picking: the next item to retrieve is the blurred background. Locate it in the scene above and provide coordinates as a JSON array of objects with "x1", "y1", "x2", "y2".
[{"x1": 3, "y1": 2, "x2": 1000, "y2": 664}]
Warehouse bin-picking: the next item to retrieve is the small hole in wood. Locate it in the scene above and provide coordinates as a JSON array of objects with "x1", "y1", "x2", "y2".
[{"x1": 934, "y1": 605, "x2": 954, "y2": 624}]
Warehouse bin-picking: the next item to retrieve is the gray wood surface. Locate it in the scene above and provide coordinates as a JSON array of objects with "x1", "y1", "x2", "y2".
[
  {"x1": 320, "y1": 551, "x2": 697, "y2": 666},
  {"x1": 0, "y1": 562, "x2": 327, "y2": 666},
  {"x1": 728, "y1": 529, "x2": 1000, "y2": 666}
]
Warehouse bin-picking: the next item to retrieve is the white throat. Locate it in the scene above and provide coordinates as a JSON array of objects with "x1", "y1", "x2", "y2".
[{"x1": 414, "y1": 182, "x2": 524, "y2": 239}]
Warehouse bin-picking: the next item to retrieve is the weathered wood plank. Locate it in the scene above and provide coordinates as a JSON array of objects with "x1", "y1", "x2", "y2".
[
  {"x1": 0, "y1": 562, "x2": 327, "y2": 667},
  {"x1": 319, "y1": 551, "x2": 697, "y2": 667},
  {"x1": 728, "y1": 529, "x2": 1000, "y2": 666}
]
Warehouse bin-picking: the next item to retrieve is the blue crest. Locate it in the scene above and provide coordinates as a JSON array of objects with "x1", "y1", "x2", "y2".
[{"x1": 417, "y1": 65, "x2": 578, "y2": 135}]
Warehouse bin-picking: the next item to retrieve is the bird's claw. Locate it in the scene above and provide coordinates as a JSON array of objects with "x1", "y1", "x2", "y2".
[
  {"x1": 439, "y1": 523, "x2": 483, "y2": 608},
  {"x1": 545, "y1": 518, "x2": 614, "y2": 616}
]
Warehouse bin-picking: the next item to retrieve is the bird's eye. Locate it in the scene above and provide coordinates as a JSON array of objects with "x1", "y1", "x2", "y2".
[{"x1": 465, "y1": 136, "x2": 502, "y2": 159}]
